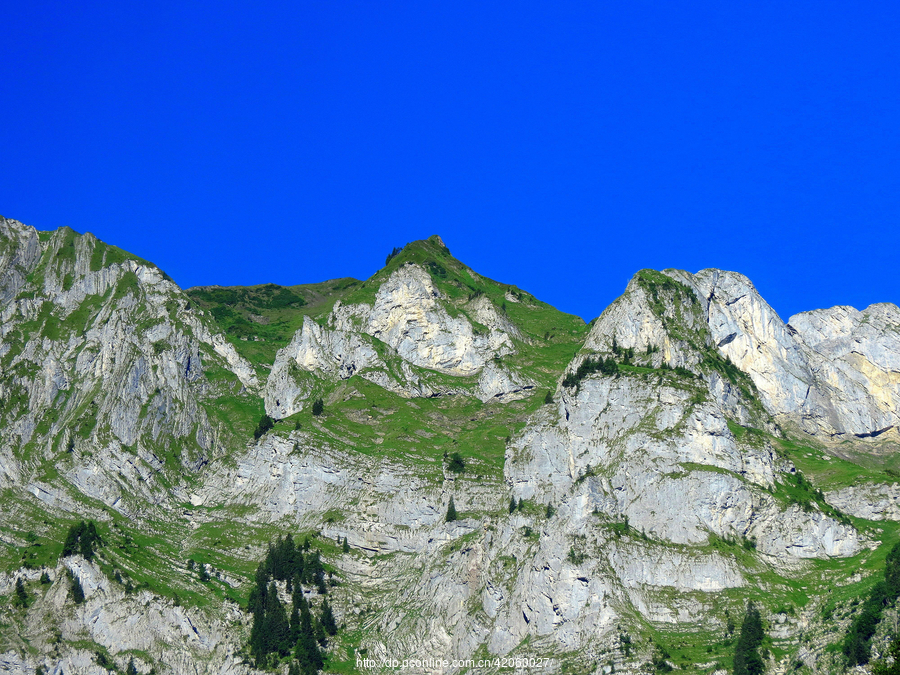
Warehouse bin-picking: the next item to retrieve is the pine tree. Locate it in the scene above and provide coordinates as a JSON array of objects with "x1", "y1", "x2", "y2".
[
  {"x1": 321, "y1": 598, "x2": 338, "y2": 635},
  {"x1": 248, "y1": 563, "x2": 270, "y2": 662},
  {"x1": 342, "y1": 537, "x2": 350, "y2": 554},
  {"x1": 733, "y1": 601, "x2": 765, "y2": 675},
  {"x1": 61, "y1": 521, "x2": 84, "y2": 558},
  {"x1": 314, "y1": 616, "x2": 327, "y2": 647},
  {"x1": 61, "y1": 520, "x2": 102, "y2": 560},
  {"x1": 265, "y1": 581, "x2": 290, "y2": 655},
  {"x1": 445, "y1": 496, "x2": 457, "y2": 522},
  {"x1": 253, "y1": 414, "x2": 274, "y2": 440},
  {"x1": 80, "y1": 529, "x2": 94, "y2": 560},
  {"x1": 294, "y1": 548, "x2": 306, "y2": 582},
  {"x1": 87, "y1": 521, "x2": 102, "y2": 547},
  {"x1": 13, "y1": 578, "x2": 28, "y2": 608},
  {"x1": 290, "y1": 605, "x2": 301, "y2": 644},
  {"x1": 447, "y1": 452, "x2": 465, "y2": 473},
  {"x1": 544, "y1": 390, "x2": 553, "y2": 405},
  {"x1": 126, "y1": 658, "x2": 138, "y2": 675},
  {"x1": 69, "y1": 571, "x2": 85, "y2": 604},
  {"x1": 295, "y1": 596, "x2": 323, "y2": 673},
  {"x1": 509, "y1": 497, "x2": 517, "y2": 513},
  {"x1": 546, "y1": 502, "x2": 555, "y2": 518}
]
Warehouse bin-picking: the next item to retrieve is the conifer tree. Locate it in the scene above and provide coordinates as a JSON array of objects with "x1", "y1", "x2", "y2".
[
  {"x1": 69, "y1": 571, "x2": 85, "y2": 604},
  {"x1": 509, "y1": 497, "x2": 517, "y2": 513},
  {"x1": 292, "y1": 575, "x2": 304, "y2": 609},
  {"x1": 295, "y1": 596, "x2": 323, "y2": 673},
  {"x1": 61, "y1": 520, "x2": 102, "y2": 560},
  {"x1": 289, "y1": 605, "x2": 301, "y2": 645},
  {"x1": 321, "y1": 598, "x2": 338, "y2": 636},
  {"x1": 446, "y1": 496, "x2": 457, "y2": 522},
  {"x1": 253, "y1": 414, "x2": 274, "y2": 440},
  {"x1": 342, "y1": 537, "x2": 350, "y2": 554},
  {"x1": 61, "y1": 521, "x2": 83, "y2": 557},
  {"x1": 733, "y1": 601, "x2": 765, "y2": 675},
  {"x1": 315, "y1": 616, "x2": 327, "y2": 647},
  {"x1": 265, "y1": 581, "x2": 290, "y2": 655},
  {"x1": 13, "y1": 578, "x2": 28, "y2": 608}
]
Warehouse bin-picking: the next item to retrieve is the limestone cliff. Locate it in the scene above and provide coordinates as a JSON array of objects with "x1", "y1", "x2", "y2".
[{"x1": 264, "y1": 248, "x2": 534, "y2": 418}]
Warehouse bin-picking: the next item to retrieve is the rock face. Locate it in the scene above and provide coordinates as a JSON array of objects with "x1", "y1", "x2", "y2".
[
  {"x1": 788, "y1": 303, "x2": 900, "y2": 435},
  {"x1": 0, "y1": 557, "x2": 244, "y2": 675},
  {"x1": 0, "y1": 219, "x2": 258, "y2": 502},
  {"x1": 589, "y1": 267, "x2": 900, "y2": 437},
  {"x1": 361, "y1": 265, "x2": 515, "y2": 374},
  {"x1": 825, "y1": 483, "x2": 900, "y2": 521},
  {"x1": 2, "y1": 220, "x2": 900, "y2": 675},
  {"x1": 264, "y1": 263, "x2": 531, "y2": 417}
]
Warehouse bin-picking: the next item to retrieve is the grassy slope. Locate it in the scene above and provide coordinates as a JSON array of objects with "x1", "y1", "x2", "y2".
[{"x1": 185, "y1": 278, "x2": 362, "y2": 372}]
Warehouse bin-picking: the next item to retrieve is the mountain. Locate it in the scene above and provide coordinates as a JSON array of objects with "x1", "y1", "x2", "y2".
[{"x1": 1, "y1": 216, "x2": 899, "y2": 675}]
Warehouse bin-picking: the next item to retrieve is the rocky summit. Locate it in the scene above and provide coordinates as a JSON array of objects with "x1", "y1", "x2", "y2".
[{"x1": 1, "y1": 217, "x2": 899, "y2": 675}]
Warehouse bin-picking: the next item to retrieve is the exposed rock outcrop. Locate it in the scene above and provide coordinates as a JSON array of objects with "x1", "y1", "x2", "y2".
[{"x1": 264, "y1": 263, "x2": 531, "y2": 415}]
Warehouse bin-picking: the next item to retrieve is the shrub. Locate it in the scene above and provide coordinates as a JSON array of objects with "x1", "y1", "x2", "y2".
[
  {"x1": 312, "y1": 398, "x2": 324, "y2": 416},
  {"x1": 447, "y1": 452, "x2": 465, "y2": 473}
]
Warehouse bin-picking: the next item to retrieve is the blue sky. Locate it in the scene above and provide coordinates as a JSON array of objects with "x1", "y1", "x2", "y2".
[{"x1": 3, "y1": 1, "x2": 899, "y2": 321}]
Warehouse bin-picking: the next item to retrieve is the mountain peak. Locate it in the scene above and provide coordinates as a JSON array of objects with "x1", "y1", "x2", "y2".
[{"x1": 426, "y1": 234, "x2": 447, "y2": 249}]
